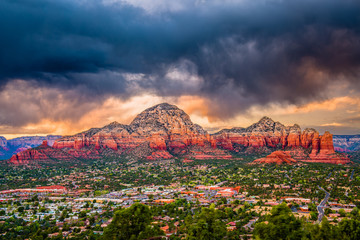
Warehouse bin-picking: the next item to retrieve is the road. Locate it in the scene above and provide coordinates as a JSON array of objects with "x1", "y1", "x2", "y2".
[
  {"x1": 285, "y1": 173, "x2": 291, "y2": 180},
  {"x1": 326, "y1": 171, "x2": 333, "y2": 179},
  {"x1": 317, "y1": 186, "x2": 330, "y2": 223},
  {"x1": 216, "y1": 181, "x2": 228, "y2": 186},
  {"x1": 243, "y1": 218, "x2": 258, "y2": 230}
]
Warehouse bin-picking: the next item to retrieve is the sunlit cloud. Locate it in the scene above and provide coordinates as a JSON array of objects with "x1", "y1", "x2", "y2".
[
  {"x1": 294, "y1": 96, "x2": 360, "y2": 113},
  {"x1": 321, "y1": 122, "x2": 344, "y2": 127}
]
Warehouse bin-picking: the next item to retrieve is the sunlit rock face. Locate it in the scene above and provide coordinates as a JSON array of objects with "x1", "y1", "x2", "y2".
[
  {"x1": 212, "y1": 118, "x2": 350, "y2": 164},
  {"x1": 49, "y1": 103, "x2": 216, "y2": 161},
  {"x1": 252, "y1": 151, "x2": 297, "y2": 165},
  {"x1": 212, "y1": 117, "x2": 311, "y2": 150},
  {"x1": 8, "y1": 103, "x2": 350, "y2": 165},
  {"x1": 9, "y1": 141, "x2": 78, "y2": 165},
  {"x1": 251, "y1": 131, "x2": 350, "y2": 165},
  {"x1": 306, "y1": 131, "x2": 350, "y2": 164}
]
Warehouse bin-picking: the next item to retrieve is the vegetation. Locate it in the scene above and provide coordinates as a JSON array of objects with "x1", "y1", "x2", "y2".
[
  {"x1": 103, "y1": 203, "x2": 163, "y2": 240},
  {"x1": 0, "y1": 157, "x2": 360, "y2": 239}
]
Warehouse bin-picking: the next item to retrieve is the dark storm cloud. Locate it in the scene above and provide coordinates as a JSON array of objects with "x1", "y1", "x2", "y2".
[{"x1": 1, "y1": 0, "x2": 360, "y2": 120}]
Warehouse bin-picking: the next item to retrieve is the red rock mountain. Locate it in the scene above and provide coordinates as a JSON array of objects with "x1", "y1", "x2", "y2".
[
  {"x1": 213, "y1": 117, "x2": 350, "y2": 164},
  {"x1": 252, "y1": 151, "x2": 297, "y2": 165},
  {"x1": 10, "y1": 103, "x2": 229, "y2": 164},
  {"x1": 212, "y1": 117, "x2": 314, "y2": 150},
  {"x1": 8, "y1": 103, "x2": 350, "y2": 165},
  {"x1": 53, "y1": 103, "x2": 211, "y2": 152},
  {"x1": 9, "y1": 140, "x2": 76, "y2": 165}
]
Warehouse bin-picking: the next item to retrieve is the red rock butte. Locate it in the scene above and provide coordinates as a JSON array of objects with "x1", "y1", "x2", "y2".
[
  {"x1": 252, "y1": 151, "x2": 297, "y2": 165},
  {"x1": 8, "y1": 103, "x2": 350, "y2": 165}
]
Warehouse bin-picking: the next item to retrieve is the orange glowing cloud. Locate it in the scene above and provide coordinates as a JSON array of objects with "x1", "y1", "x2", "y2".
[
  {"x1": 1, "y1": 80, "x2": 359, "y2": 139},
  {"x1": 294, "y1": 96, "x2": 360, "y2": 113}
]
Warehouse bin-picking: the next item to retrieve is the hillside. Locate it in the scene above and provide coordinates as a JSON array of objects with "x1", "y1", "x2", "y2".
[{"x1": 8, "y1": 103, "x2": 350, "y2": 165}]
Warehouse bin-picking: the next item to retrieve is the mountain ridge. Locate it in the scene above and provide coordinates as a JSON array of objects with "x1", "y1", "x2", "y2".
[{"x1": 7, "y1": 103, "x2": 350, "y2": 165}]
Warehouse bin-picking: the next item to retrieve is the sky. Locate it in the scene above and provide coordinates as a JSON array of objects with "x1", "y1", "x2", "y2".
[{"x1": 0, "y1": 0, "x2": 360, "y2": 139}]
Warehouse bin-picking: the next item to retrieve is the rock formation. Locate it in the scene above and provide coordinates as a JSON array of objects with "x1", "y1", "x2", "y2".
[
  {"x1": 212, "y1": 118, "x2": 350, "y2": 164},
  {"x1": 252, "y1": 151, "x2": 297, "y2": 165},
  {"x1": 9, "y1": 141, "x2": 76, "y2": 165},
  {"x1": 10, "y1": 103, "x2": 227, "y2": 164},
  {"x1": 305, "y1": 131, "x2": 350, "y2": 164},
  {"x1": 212, "y1": 117, "x2": 313, "y2": 150},
  {"x1": 7, "y1": 103, "x2": 350, "y2": 165},
  {"x1": 50, "y1": 103, "x2": 217, "y2": 160}
]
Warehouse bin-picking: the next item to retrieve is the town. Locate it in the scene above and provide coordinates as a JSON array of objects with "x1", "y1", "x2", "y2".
[{"x1": 0, "y1": 158, "x2": 359, "y2": 239}]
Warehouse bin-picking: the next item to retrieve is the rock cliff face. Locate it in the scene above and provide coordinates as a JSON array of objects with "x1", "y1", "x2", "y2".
[
  {"x1": 304, "y1": 131, "x2": 350, "y2": 164},
  {"x1": 212, "y1": 118, "x2": 350, "y2": 164},
  {"x1": 0, "y1": 135, "x2": 62, "y2": 160},
  {"x1": 50, "y1": 103, "x2": 214, "y2": 160},
  {"x1": 252, "y1": 151, "x2": 297, "y2": 165},
  {"x1": 8, "y1": 103, "x2": 350, "y2": 165},
  {"x1": 212, "y1": 117, "x2": 314, "y2": 150},
  {"x1": 9, "y1": 141, "x2": 76, "y2": 165}
]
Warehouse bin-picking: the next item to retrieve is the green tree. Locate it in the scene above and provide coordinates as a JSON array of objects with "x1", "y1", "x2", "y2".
[
  {"x1": 310, "y1": 211, "x2": 319, "y2": 221},
  {"x1": 337, "y1": 218, "x2": 360, "y2": 239},
  {"x1": 339, "y1": 209, "x2": 346, "y2": 217},
  {"x1": 254, "y1": 203, "x2": 304, "y2": 240},
  {"x1": 185, "y1": 205, "x2": 226, "y2": 240},
  {"x1": 17, "y1": 206, "x2": 25, "y2": 213},
  {"x1": 305, "y1": 217, "x2": 338, "y2": 240},
  {"x1": 102, "y1": 203, "x2": 163, "y2": 240}
]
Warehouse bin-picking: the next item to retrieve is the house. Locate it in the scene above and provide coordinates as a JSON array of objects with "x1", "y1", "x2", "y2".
[
  {"x1": 265, "y1": 202, "x2": 279, "y2": 206},
  {"x1": 154, "y1": 199, "x2": 175, "y2": 204},
  {"x1": 299, "y1": 206, "x2": 309, "y2": 212},
  {"x1": 227, "y1": 226, "x2": 237, "y2": 231}
]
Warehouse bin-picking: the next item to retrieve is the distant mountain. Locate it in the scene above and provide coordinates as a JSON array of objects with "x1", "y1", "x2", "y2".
[
  {"x1": 0, "y1": 135, "x2": 61, "y2": 160},
  {"x1": 7, "y1": 103, "x2": 350, "y2": 165},
  {"x1": 212, "y1": 116, "x2": 310, "y2": 150},
  {"x1": 212, "y1": 117, "x2": 350, "y2": 164},
  {"x1": 9, "y1": 103, "x2": 229, "y2": 164},
  {"x1": 333, "y1": 135, "x2": 360, "y2": 152}
]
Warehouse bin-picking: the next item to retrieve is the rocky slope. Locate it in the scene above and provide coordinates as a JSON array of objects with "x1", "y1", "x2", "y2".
[
  {"x1": 212, "y1": 117, "x2": 315, "y2": 150},
  {"x1": 0, "y1": 135, "x2": 61, "y2": 160},
  {"x1": 333, "y1": 135, "x2": 360, "y2": 152},
  {"x1": 10, "y1": 103, "x2": 229, "y2": 164},
  {"x1": 254, "y1": 131, "x2": 350, "y2": 165},
  {"x1": 252, "y1": 151, "x2": 297, "y2": 165},
  {"x1": 212, "y1": 117, "x2": 350, "y2": 164},
  {"x1": 9, "y1": 141, "x2": 76, "y2": 165},
  {"x1": 8, "y1": 103, "x2": 350, "y2": 165},
  {"x1": 53, "y1": 103, "x2": 216, "y2": 153}
]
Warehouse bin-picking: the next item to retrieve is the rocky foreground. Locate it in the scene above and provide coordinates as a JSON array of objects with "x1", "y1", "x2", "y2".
[{"x1": 8, "y1": 103, "x2": 350, "y2": 165}]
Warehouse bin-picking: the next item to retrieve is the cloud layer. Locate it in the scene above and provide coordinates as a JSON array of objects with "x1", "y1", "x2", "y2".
[{"x1": 0, "y1": 0, "x2": 360, "y2": 134}]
